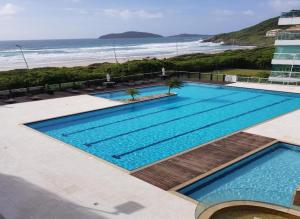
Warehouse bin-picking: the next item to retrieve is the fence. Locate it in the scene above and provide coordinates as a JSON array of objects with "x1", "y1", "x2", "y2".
[
  {"x1": 237, "y1": 76, "x2": 300, "y2": 86},
  {"x1": 0, "y1": 71, "x2": 226, "y2": 98},
  {"x1": 277, "y1": 32, "x2": 300, "y2": 41},
  {"x1": 2, "y1": 70, "x2": 300, "y2": 99}
]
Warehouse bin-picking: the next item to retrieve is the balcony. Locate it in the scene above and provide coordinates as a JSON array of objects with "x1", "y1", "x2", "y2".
[
  {"x1": 279, "y1": 10, "x2": 300, "y2": 25},
  {"x1": 276, "y1": 32, "x2": 300, "y2": 45},
  {"x1": 269, "y1": 71, "x2": 300, "y2": 83},
  {"x1": 281, "y1": 10, "x2": 300, "y2": 18},
  {"x1": 272, "y1": 50, "x2": 300, "y2": 65},
  {"x1": 271, "y1": 64, "x2": 300, "y2": 78},
  {"x1": 269, "y1": 70, "x2": 300, "y2": 82},
  {"x1": 271, "y1": 71, "x2": 300, "y2": 78},
  {"x1": 273, "y1": 53, "x2": 300, "y2": 60},
  {"x1": 277, "y1": 32, "x2": 300, "y2": 40}
]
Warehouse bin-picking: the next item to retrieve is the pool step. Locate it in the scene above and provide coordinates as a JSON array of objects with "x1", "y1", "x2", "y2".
[
  {"x1": 131, "y1": 132, "x2": 276, "y2": 191},
  {"x1": 293, "y1": 187, "x2": 300, "y2": 206}
]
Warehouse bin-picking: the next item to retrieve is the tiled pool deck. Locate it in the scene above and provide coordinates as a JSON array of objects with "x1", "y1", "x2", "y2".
[{"x1": 1, "y1": 82, "x2": 300, "y2": 219}]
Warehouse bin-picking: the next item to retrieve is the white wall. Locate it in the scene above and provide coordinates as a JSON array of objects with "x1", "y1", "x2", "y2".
[
  {"x1": 275, "y1": 40, "x2": 300, "y2": 46},
  {"x1": 272, "y1": 59, "x2": 300, "y2": 65},
  {"x1": 279, "y1": 17, "x2": 300, "y2": 25}
]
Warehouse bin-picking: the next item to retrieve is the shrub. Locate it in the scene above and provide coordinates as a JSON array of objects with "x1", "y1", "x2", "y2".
[{"x1": 0, "y1": 47, "x2": 274, "y2": 90}]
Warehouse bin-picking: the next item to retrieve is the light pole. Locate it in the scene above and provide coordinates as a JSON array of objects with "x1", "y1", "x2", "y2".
[
  {"x1": 16, "y1": 44, "x2": 29, "y2": 70},
  {"x1": 113, "y1": 46, "x2": 118, "y2": 64},
  {"x1": 16, "y1": 44, "x2": 30, "y2": 93}
]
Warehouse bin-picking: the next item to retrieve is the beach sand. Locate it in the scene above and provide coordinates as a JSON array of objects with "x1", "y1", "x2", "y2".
[{"x1": 0, "y1": 47, "x2": 254, "y2": 72}]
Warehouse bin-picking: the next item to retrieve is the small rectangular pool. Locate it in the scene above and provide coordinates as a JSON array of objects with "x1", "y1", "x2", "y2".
[
  {"x1": 178, "y1": 142, "x2": 300, "y2": 208},
  {"x1": 93, "y1": 85, "x2": 167, "y2": 100},
  {"x1": 27, "y1": 83, "x2": 300, "y2": 171}
]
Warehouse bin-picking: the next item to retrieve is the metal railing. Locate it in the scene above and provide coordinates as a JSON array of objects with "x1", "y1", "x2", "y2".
[
  {"x1": 281, "y1": 10, "x2": 300, "y2": 18},
  {"x1": 273, "y1": 53, "x2": 300, "y2": 60},
  {"x1": 237, "y1": 75, "x2": 300, "y2": 85},
  {"x1": 277, "y1": 32, "x2": 300, "y2": 41},
  {"x1": 270, "y1": 71, "x2": 300, "y2": 78}
]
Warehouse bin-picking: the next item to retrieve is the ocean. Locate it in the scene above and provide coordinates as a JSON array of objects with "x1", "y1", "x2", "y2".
[{"x1": 0, "y1": 37, "x2": 247, "y2": 71}]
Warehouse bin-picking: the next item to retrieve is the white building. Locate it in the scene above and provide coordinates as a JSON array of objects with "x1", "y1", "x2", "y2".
[
  {"x1": 266, "y1": 29, "x2": 282, "y2": 38},
  {"x1": 269, "y1": 10, "x2": 300, "y2": 82}
]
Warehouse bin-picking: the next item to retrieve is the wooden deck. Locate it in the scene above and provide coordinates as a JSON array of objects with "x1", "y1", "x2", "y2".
[{"x1": 131, "y1": 132, "x2": 275, "y2": 191}]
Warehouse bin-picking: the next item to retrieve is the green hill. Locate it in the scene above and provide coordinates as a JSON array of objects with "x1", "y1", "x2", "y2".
[{"x1": 204, "y1": 17, "x2": 283, "y2": 46}]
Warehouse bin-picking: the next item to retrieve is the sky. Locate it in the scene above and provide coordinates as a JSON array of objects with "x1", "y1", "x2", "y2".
[{"x1": 0, "y1": 0, "x2": 300, "y2": 40}]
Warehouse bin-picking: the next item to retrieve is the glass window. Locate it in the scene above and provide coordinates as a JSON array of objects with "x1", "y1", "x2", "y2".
[
  {"x1": 271, "y1": 65, "x2": 300, "y2": 78},
  {"x1": 275, "y1": 46, "x2": 300, "y2": 54}
]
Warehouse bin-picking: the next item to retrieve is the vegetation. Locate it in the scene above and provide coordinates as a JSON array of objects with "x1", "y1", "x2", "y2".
[
  {"x1": 211, "y1": 69, "x2": 271, "y2": 78},
  {"x1": 0, "y1": 47, "x2": 274, "y2": 90},
  {"x1": 204, "y1": 17, "x2": 287, "y2": 46},
  {"x1": 168, "y1": 47, "x2": 274, "y2": 72},
  {"x1": 99, "y1": 31, "x2": 163, "y2": 39},
  {"x1": 126, "y1": 88, "x2": 140, "y2": 101},
  {"x1": 165, "y1": 78, "x2": 184, "y2": 94}
]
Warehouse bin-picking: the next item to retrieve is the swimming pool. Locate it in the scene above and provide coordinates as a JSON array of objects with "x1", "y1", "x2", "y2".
[
  {"x1": 27, "y1": 83, "x2": 300, "y2": 171},
  {"x1": 178, "y1": 142, "x2": 300, "y2": 209}
]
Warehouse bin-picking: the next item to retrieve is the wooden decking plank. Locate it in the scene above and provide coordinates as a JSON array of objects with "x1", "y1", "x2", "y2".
[{"x1": 131, "y1": 132, "x2": 275, "y2": 191}]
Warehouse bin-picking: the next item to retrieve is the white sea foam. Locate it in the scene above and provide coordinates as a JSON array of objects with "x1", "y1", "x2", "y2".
[{"x1": 0, "y1": 39, "x2": 249, "y2": 71}]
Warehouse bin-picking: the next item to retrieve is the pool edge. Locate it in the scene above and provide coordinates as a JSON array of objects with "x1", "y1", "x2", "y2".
[{"x1": 197, "y1": 200, "x2": 300, "y2": 219}]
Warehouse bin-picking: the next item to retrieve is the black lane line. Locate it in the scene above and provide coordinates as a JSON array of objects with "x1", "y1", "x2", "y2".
[
  {"x1": 111, "y1": 98, "x2": 291, "y2": 159},
  {"x1": 35, "y1": 92, "x2": 178, "y2": 130},
  {"x1": 62, "y1": 92, "x2": 239, "y2": 137},
  {"x1": 85, "y1": 94, "x2": 263, "y2": 146}
]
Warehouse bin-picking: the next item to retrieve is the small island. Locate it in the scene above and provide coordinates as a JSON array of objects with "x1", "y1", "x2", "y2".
[
  {"x1": 99, "y1": 31, "x2": 163, "y2": 39},
  {"x1": 168, "y1": 33, "x2": 211, "y2": 38}
]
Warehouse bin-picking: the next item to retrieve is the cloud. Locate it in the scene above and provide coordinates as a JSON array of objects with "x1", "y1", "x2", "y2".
[
  {"x1": 242, "y1": 10, "x2": 255, "y2": 16},
  {"x1": 269, "y1": 0, "x2": 300, "y2": 11},
  {"x1": 0, "y1": 3, "x2": 22, "y2": 16},
  {"x1": 65, "y1": 8, "x2": 88, "y2": 15},
  {"x1": 213, "y1": 9, "x2": 235, "y2": 16},
  {"x1": 102, "y1": 9, "x2": 163, "y2": 19},
  {"x1": 65, "y1": 7, "x2": 163, "y2": 19},
  {"x1": 213, "y1": 9, "x2": 255, "y2": 17}
]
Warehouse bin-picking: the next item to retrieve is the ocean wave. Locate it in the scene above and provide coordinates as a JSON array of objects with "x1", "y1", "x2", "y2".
[
  {"x1": 0, "y1": 39, "x2": 247, "y2": 70},
  {"x1": 0, "y1": 39, "x2": 221, "y2": 54}
]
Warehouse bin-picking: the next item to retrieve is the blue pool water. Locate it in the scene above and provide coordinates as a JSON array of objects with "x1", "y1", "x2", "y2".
[
  {"x1": 179, "y1": 143, "x2": 300, "y2": 208},
  {"x1": 27, "y1": 83, "x2": 300, "y2": 171}
]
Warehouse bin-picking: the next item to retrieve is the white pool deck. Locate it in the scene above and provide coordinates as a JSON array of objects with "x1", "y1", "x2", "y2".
[
  {"x1": 1, "y1": 82, "x2": 300, "y2": 219},
  {"x1": 229, "y1": 82, "x2": 300, "y2": 144}
]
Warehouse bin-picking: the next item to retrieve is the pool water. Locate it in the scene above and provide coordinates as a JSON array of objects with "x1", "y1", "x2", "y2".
[
  {"x1": 179, "y1": 143, "x2": 300, "y2": 208},
  {"x1": 27, "y1": 83, "x2": 300, "y2": 171}
]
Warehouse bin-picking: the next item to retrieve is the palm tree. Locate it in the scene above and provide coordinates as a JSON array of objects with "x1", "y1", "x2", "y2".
[
  {"x1": 126, "y1": 88, "x2": 140, "y2": 101},
  {"x1": 165, "y1": 78, "x2": 183, "y2": 94}
]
